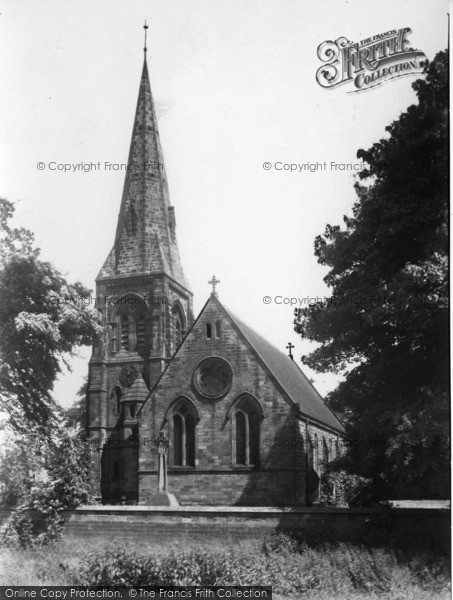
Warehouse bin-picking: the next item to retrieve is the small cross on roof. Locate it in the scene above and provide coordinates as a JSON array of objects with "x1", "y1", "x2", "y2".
[
  {"x1": 286, "y1": 342, "x2": 294, "y2": 360},
  {"x1": 208, "y1": 275, "x2": 220, "y2": 296}
]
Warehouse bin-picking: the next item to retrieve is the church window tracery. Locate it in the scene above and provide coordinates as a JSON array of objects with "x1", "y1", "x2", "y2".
[
  {"x1": 130, "y1": 199, "x2": 138, "y2": 235},
  {"x1": 193, "y1": 357, "x2": 233, "y2": 399},
  {"x1": 172, "y1": 303, "x2": 185, "y2": 350},
  {"x1": 109, "y1": 323, "x2": 118, "y2": 352},
  {"x1": 113, "y1": 294, "x2": 148, "y2": 353},
  {"x1": 323, "y1": 437, "x2": 329, "y2": 468},
  {"x1": 234, "y1": 396, "x2": 261, "y2": 467},
  {"x1": 113, "y1": 386, "x2": 123, "y2": 415},
  {"x1": 172, "y1": 399, "x2": 196, "y2": 467},
  {"x1": 121, "y1": 315, "x2": 129, "y2": 350},
  {"x1": 312, "y1": 434, "x2": 319, "y2": 472},
  {"x1": 136, "y1": 316, "x2": 146, "y2": 348},
  {"x1": 175, "y1": 318, "x2": 182, "y2": 346}
]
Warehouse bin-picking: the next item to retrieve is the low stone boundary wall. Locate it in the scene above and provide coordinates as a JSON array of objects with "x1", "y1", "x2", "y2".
[{"x1": 1, "y1": 506, "x2": 448, "y2": 546}]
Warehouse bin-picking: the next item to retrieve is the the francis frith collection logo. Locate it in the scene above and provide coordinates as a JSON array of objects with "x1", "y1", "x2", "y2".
[{"x1": 316, "y1": 27, "x2": 427, "y2": 93}]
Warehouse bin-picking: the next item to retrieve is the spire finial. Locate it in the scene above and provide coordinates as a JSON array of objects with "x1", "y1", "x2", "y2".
[
  {"x1": 143, "y1": 20, "x2": 149, "y2": 55},
  {"x1": 208, "y1": 275, "x2": 220, "y2": 297}
]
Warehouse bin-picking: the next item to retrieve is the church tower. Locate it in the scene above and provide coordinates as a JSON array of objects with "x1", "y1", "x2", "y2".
[{"x1": 87, "y1": 32, "x2": 193, "y2": 502}]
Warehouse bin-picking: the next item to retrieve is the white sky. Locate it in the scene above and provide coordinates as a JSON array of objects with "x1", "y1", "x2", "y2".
[{"x1": 0, "y1": 0, "x2": 448, "y2": 408}]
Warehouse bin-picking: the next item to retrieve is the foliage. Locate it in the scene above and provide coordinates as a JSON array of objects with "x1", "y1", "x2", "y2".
[
  {"x1": 64, "y1": 536, "x2": 450, "y2": 597},
  {"x1": 319, "y1": 464, "x2": 373, "y2": 507},
  {"x1": 0, "y1": 431, "x2": 95, "y2": 548},
  {"x1": 32, "y1": 435, "x2": 94, "y2": 512},
  {"x1": 0, "y1": 434, "x2": 46, "y2": 508},
  {"x1": 0, "y1": 198, "x2": 102, "y2": 437},
  {"x1": 0, "y1": 199, "x2": 98, "y2": 545},
  {"x1": 0, "y1": 506, "x2": 36, "y2": 549},
  {"x1": 73, "y1": 547, "x2": 237, "y2": 587},
  {"x1": 0, "y1": 199, "x2": 38, "y2": 264},
  {"x1": 294, "y1": 52, "x2": 449, "y2": 501},
  {"x1": 0, "y1": 533, "x2": 449, "y2": 597},
  {"x1": 64, "y1": 379, "x2": 88, "y2": 434}
]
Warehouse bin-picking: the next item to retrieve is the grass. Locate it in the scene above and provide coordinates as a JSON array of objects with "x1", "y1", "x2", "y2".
[{"x1": 0, "y1": 534, "x2": 450, "y2": 600}]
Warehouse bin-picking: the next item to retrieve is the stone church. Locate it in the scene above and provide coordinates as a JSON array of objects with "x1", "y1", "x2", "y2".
[{"x1": 86, "y1": 48, "x2": 344, "y2": 507}]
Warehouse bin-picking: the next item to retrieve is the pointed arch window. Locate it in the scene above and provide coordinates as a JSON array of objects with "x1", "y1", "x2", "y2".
[
  {"x1": 215, "y1": 320, "x2": 221, "y2": 339},
  {"x1": 121, "y1": 315, "x2": 129, "y2": 350},
  {"x1": 109, "y1": 322, "x2": 118, "y2": 353},
  {"x1": 175, "y1": 318, "x2": 182, "y2": 346},
  {"x1": 113, "y1": 386, "x2": 123, "y2": 415},
  {"x1": 234, "y1": 396, "x2": 261, "y2": 467},
  {"x1": 172, "y1": 303, "x2": 185, "y2": 351},
  {"x1": 206, "y1": 323, "x2": 212, "y2": 339},
  {"x1": 130, "y1": 200, "x2": 138, "y2": 235},
  {"x1": 172, "y1": 400, "x2": 196, "y2": 467},
  {"x1": 114, "y1": 294, "x2": 148, "y2": 353},
  {"x1": 136, "y1": 316, "x2": 145, "y2": 348},
  {"x1": 322, "y1": 437, "x2": 329, "y2": 470},
  {"x1": 312, "y1": 434, "x2": 319, "y2": 472}
]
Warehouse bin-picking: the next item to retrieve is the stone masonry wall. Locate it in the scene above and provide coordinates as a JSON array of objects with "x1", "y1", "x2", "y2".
[
  {"x1": 138, "y1": 296, "x2": 341, "y2": 506},
  {"x1": 87, "y1": 273, "x2": 193, "y2": 502},
  {"x1": 0, "y1": 508, "x2": 448, "y2": 549}
]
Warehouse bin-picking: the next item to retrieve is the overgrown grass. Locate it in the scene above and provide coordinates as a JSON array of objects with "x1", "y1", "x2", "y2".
[{"x1": 0, "y1": 533, "x2": 449, "y2": 600}]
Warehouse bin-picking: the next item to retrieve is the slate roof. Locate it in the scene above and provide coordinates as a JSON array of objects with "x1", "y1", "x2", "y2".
[
  {"x1": 225, "y1": 305, "x2": 345, "y2": 434},
  {"x1": 97, "y1": 57, "x2": 190, "y2": 290},
  {"x1": 121, "y1": 374, "x2": 150, "y2": 404}
]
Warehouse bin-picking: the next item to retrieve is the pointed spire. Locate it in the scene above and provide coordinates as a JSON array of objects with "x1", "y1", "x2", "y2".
[{"x1": 97, "y1": 31, "x2": 190, "y2": 290}]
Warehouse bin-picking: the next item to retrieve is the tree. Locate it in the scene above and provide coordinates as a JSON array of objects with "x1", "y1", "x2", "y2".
[
  {"x1": 294, "y1": 52, "x2": 449, "y2": 501},
  {"x1": 0, "y1": 198, "x2": 102, "y2": 436},
  {"x1": 0, "y1": 199, "x2": 99, "y2": 545},
  {"x1": 64, "y1": 379, "x2": 88, "y2": 434},
  {"x1": 0, "y1": 430, "x2": 95, "y2": 547},
  {"x1": 0, "y1": 431, "x2": 45, "y2": 508}
]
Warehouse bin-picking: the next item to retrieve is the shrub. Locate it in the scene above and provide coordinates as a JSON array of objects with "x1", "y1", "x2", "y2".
[
  {"x1": 0, "y1": 434, "x2": 94, "y2": 548},
  {"x1": 65, "y1": 534, "x2": 450, "y2": 597},
  {"x1": 320, "y1": 466, "x2": 374, "y2": 506},
  {"x1": 0, "y1": 436, "x2": 44, "y2": 509},
  {"x1": 0, "y1": 505, "x2": 36, "y2": 549},
  {"x1": 74, "y1": 547, "x2": 158, "y2": 586},
  {"x1": 263, "y1": 530, "x2": 303, "y2": 554},
  {"x1": 73, "y1": 547, "x2": 239, "y2": 587}
]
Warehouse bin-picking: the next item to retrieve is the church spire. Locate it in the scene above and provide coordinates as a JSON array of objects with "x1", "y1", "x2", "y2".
[{"x1": 97, "y1": 28, "x2": 190, "y2": 290}]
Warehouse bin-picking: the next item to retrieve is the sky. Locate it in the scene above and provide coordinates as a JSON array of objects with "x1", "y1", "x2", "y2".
[{"x1": 0, "y1": 0, "x2": 448, "y2": 408}]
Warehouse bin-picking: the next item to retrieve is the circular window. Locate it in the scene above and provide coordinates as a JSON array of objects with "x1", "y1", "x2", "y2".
[{"x1": 193, "y1": 357, "x2": 233, "y2": 399}]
